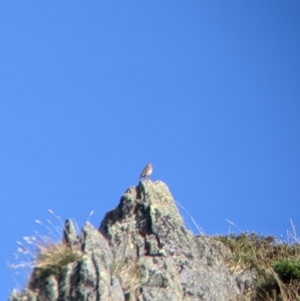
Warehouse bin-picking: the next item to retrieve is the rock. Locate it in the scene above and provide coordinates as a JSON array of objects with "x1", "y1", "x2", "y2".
[{"x1": 9, "y1": 180, "x2": 247, "y2": 301}]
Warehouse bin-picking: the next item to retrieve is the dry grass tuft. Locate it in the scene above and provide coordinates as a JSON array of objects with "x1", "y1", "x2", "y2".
[
  {"x1": 111, "y1": 256, "x2": 141, "y2": 294},
  {"x1": 34, "y1": 242, "x2": 83, "y2": 278},
  {"x1": 110, "y1": 232, "x2": 142, "y2": 296},
  {"x1": 10, "y1": 210, "x2": 83, "y2": 283}
]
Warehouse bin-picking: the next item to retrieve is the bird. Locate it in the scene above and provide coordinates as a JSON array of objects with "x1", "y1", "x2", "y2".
[{"x1": 139, "y1": 163, "x2": 153, "y2": 180}]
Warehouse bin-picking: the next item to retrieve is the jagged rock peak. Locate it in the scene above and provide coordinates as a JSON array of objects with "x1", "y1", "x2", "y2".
[{"x1": 9, "y1": 180, "x2": 244, "y2": 301}]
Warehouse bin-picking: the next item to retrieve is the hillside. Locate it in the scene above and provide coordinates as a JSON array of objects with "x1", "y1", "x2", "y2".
[{"x1": 9, "y1": 181, "x2": 300, "y2": 301}]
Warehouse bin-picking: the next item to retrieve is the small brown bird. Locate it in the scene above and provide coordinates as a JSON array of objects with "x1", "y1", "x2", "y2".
[{"x1": 139, "y1": 163, "x2": 153, "y2": 179}]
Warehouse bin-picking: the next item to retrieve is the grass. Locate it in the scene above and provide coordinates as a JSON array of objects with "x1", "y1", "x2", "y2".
[
  {"x1": 9, "y1": 210, "x2": 83, "y2": 284},
  {"x1": 32, "y1": 241, "x2": 83, "y2": 278},
  {"x1": 213, "y1": 224, "x2": 300, "y2": 301},
  {"x1": 111, "y1": 256, "x2": 141, "y2": 296},
  {"x1": 175, "y1": 200, "x2": 204, "y2": 234},
  {"x1": 174, "y1": 202, "x2": 300, "y2": 300},
  {"x1": 110, "y1": 233, "x2": 142, "y2": 298}
]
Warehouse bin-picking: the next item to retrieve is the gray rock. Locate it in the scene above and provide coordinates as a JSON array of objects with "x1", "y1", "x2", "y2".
[{"x1": 9, "y1": 180, "x2": 249, "y2": 301}]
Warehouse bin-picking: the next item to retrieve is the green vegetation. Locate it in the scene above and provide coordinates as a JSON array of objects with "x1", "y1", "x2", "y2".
[
  {"x1": 214, "y1": 233, "x2": 300, "y2": 300},
  {"x1": 273, "y1": 259, "x2": 300, "y2": 282}
]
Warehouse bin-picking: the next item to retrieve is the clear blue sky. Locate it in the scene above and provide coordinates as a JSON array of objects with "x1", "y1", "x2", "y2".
[{"x1": 1, "y1": 1, "x2": 300, "y2": 298}]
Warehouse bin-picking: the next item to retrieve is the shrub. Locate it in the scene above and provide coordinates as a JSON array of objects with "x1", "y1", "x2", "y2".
[{"x1": 273, "y1": 259, "x2": 300, "y2": 283}]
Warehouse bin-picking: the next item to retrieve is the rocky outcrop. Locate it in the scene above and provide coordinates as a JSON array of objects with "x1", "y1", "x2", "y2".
[{"x1": 9, "y1": 180, "x2": 248, "y2": 301}]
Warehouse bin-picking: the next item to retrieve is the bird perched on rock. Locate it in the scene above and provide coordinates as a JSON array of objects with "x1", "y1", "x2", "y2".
[{"x1": 139, "y1": 163, "x2": 153, "y2": 180}]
